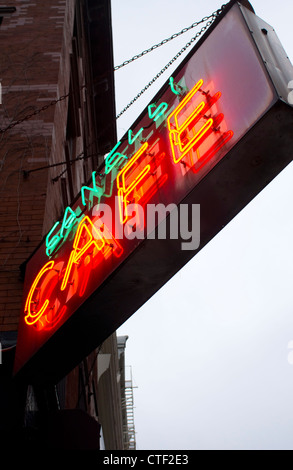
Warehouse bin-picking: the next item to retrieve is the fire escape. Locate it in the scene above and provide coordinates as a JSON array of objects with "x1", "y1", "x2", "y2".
[{"x1": 122, "y1": 366, "x2": 136, "y2": 450}]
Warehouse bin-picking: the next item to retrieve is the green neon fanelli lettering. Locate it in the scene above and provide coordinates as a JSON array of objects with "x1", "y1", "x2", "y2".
[
  {"x1": 44, "y1": 76, "x2": 179, "y2": 258},
  {"x1": 169, "y1": 77, "x2": 181, "y2": 95},
  {"x1": 46, "y1": 173, "x2": 104, "y2": 257},
  {"x1": 128, "y1": 128, "x2": 144, "y2": 145},
  {"x1": 105, "y1": 141, "x2": 127, "y2": 174},
  {"x1": 46, "y1": 207, "x2": 78, "y2": 256},
  {"x1": 46, "y1": 222, "x2": 61, "y2": 256},
  {"x1": 148, "y1": 102, "x2": 168, "y2": 122},
  {"x1": 60, "y1": 206, "x2": 78, "y2": 237},
  {"x1": 81, "y1": 171, "x2": 104, "y2": 206}
]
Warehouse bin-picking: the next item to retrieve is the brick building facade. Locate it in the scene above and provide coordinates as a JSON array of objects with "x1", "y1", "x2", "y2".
[{"x1": 0, "y1": 0, "x2": 130, "y2": 451}]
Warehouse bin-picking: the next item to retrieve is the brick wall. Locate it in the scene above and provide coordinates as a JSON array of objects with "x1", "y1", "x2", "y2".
[
  {"x1": 0, "y1": 0, "x2": 75, "y2": 330},
  {"x1": 0, "y1": 2, "x2": 126, "y2": 450}
]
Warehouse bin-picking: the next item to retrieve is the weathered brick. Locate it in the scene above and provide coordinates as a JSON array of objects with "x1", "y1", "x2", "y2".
[{"x1": 0, "y1": 0, "x2": 77, "y2": 331}]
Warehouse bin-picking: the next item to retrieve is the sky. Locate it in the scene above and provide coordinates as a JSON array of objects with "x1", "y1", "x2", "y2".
[{"x1": 111, "y1": 0, "x2": 293, "y2": 450}]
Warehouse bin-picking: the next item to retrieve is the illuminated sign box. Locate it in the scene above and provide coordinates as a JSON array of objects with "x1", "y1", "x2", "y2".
[{"x1": 14, "y1": 2, "x2": 293, "y2": 382}]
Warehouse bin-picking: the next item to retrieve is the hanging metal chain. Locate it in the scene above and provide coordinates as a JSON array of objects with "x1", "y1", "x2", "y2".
[
  {"x1": 0, "y1": 5, "x2": 228, "y2": 133},
  {"x1": 114, "y1": 9, "x2": 222, "y2": 71},
  {"x1": 0, "y1": 92, "x2": 71, "y2": 135},
  {"x1": 116, "y1": 18, "x2": 218, "y2": 120}
]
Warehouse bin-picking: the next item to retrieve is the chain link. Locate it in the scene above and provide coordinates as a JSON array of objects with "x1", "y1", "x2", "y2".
[
  {"x1": 0, "y1": 5, "x2": 228, "y2": 133},
  {"x1": 0, "y1": 92, "x2": 72, "y2": 135},
  {"x1": 114, "y1": 10, "x2": 221, "y2": 71},
  {"x1": 116, "y1": 17, "x2": 217, "y2": 120}
]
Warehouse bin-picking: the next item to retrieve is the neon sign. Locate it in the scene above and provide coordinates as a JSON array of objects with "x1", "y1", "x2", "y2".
[
  {"x1": 45, "y1": 207, "x2": 79, "y2": 256},
  {"x1": 45, "y1": 76, "x2": 233, "y2": 259},
  {"x1": 117, "y1": 142, "x2": 151, "y2": 225},
  {"x1": 25, "y1": 212, "x2": 124, "y2": 330},
  {"x1": 26, "y1": 76, "x2": 232, "y2": 330},
  {"x1": 18, "y1": 1, "x2": 286, "y2": 378},
  {"x1": 24, "y1": 261, "x2": 55, "y2": 326},
  {"x1": 23, "y1": 75, "x2": 233, "y2": 332},
  {"x1": 167, "y1": 79, "x2": 233, "y2": 169}
]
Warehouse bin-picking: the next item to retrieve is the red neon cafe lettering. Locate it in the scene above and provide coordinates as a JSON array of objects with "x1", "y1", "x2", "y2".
[
  {"x1": 24, "y1": 261, "x2": 55, "y2": 326},
  {"x1": 168, "y1": 78, "x2": 214, "y2": 164},
  {"x1": 116, "y1": 142, "x2": 150, "y2": 224},
  {"x1": 61, "y1": 216, "x2": 105, "y2": 291}
]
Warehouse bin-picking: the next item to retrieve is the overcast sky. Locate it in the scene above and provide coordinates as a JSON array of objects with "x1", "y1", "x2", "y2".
[{"x1": 111, "y1": 0, "x2": 293, "y2": 450}]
